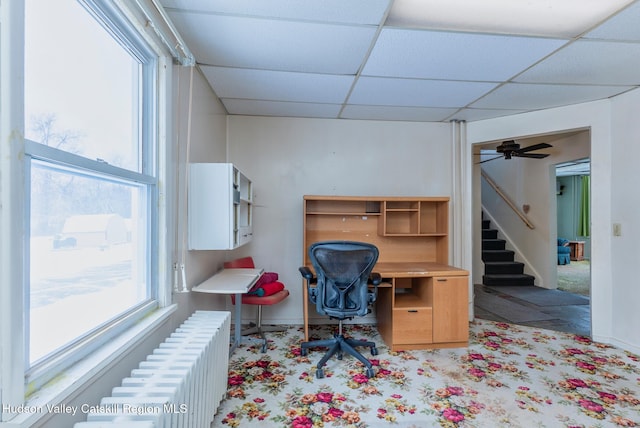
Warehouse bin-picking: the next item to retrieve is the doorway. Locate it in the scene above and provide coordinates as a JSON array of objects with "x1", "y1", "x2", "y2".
[
  {"x1": 473, "y1": 132, "x2": 592, "y2": 336},
  {"x1": 556, "y1": 159, "x2": 591, "y2": 296}
]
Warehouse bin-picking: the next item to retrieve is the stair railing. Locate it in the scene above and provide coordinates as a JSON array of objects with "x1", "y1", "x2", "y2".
[{"x1": 481, "y1": 170, "x2": 535, "y2": 229}]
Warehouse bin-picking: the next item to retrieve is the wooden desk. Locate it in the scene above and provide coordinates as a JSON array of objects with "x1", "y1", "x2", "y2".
[
  {"x1": 193, "y1": 268, "x2": 263, "y2": 354},
  {"x1": 301, "y1": 262, "x2": 469, "y2": 351},
  {"x1": 302, "y1": 195, "x2": 469, "y2": 351}
]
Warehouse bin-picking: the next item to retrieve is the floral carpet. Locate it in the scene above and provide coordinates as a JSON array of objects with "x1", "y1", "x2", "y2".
[{"x1": 213, "y1": 319, "x2": 640, "y2": 427}]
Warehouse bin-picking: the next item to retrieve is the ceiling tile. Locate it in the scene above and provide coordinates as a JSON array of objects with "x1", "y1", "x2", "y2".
[
  {"x1": 583, "y1": 1, "x2": 640, "y2": 41},
  {"x1": 341, "y1": 105, "x2": 458, "y2": 121},
  {"x1": 349, "y1": 77, "x2": 499, "y2": 108},
  {"x1": 200, "y1": 66, "x2": 355, "y2": 104},
  {"x1": 161, "y1": 0, "x2": 392, "y2": 25},
  {"x1": 471, "y1": 83, "x2": 634, "y2": 110},
  {"x1": 515, "y1": 40, "x2": 640, "y2": 85},
  {"x1": 222, "y1": 99, "x2": 341, "y2": 118},
  {"x1": 167, "y1": 12, "x2": 377, "y2": 74},
  {"x1": 386, "y1": 0, "x2": 635, "y2": 38},
  {"x1": 362, "y1": 28, "x2": 568, "y2": 81}
]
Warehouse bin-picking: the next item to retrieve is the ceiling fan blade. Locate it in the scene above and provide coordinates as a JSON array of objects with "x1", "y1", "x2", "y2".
[
  {"x1": 476, "y1": 155, "x2": 503, "y2": 164},
  {"x1": 517, "y1": 143, "x2": 552, "y2": 153},
  {"x1": 514, "y1": 152, "x2": 550, "y2": 159}
]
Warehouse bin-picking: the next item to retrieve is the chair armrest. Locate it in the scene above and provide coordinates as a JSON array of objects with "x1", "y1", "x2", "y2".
[
  {"x1": 369, "y1": 272, "x2": 382, "y2": 286},
  {"x1": 299, "y1": 266, "x2": 318, "y2": 303},
  {"x1": 299, "y1": 266, "x2": 314, "y2": 281}
]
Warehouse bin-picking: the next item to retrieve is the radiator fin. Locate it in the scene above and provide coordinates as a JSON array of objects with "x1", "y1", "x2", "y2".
[{"x1": 74, "y1": 311, "x2": 230, "y2": 428}]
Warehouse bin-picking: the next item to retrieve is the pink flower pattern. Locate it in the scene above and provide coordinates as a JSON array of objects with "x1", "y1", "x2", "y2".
[{"x1": 217, "y1": 320, "x2": 640, "y2": 427}]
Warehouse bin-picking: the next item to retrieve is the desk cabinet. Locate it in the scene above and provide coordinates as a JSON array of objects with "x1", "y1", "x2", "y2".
[
  {"x1": 376, "y1": 273, "x2": 468, "y2": 351},
  {"x1": 302, "y1": 195, "x2": 469, "y2": 350}
]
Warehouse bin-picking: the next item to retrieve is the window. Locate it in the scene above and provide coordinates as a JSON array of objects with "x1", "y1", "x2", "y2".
[{"x1": 24, "y1": 0, "x2": 159, "y2": 377}]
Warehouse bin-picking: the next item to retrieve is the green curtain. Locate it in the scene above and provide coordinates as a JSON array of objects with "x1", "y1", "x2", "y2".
[{"x1": 578, "y1": 175, "x2": 590, "y2": 237}]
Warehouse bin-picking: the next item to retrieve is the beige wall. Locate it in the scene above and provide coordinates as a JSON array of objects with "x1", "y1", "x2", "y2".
[{"x1": 225, "y1": 116, "x2": 453, "y2": 324}]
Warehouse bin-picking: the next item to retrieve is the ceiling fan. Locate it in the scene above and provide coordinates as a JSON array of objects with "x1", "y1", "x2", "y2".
[{"x1": 476, "y1": 140, "x2": 553, "y2": 164}]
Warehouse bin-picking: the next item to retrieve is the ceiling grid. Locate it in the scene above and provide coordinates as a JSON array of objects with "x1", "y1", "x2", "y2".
[{"x1": 160, "y1": 0, "x2": 640, "y2": 122}]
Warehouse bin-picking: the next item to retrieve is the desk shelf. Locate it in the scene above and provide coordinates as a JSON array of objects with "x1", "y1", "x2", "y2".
[{"x1": 378, "y1": 199, "x2": 449, "y2": 237}]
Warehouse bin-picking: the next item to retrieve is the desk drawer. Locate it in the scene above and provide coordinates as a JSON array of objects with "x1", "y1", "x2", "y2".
[{"x1": 393, "y1": 308, "x2": 432, "y2": 344}]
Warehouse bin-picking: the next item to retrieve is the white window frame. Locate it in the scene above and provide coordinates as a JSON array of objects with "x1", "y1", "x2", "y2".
[{"x1": 1, "y1": 0, "x2": 179, "y2": 424}]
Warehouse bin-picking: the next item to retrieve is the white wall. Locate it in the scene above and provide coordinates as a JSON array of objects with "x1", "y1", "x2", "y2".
[
  {"x1": 610, "y1": 88, "x2": 640, "y2": 351},
  {"x1": 226, "y1": 116, "x2": 453, "y2": 324},
  {"x1": 468, "y1": 95, "x2": 640, "y2": 353}
]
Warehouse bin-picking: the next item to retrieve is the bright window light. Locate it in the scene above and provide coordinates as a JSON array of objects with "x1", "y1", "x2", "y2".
[
  {"x1": 25, "y1": 0, "x2": 139, "y2": 172},
  {"x1": 24, "y1": 0, "x2": 158, "y2": 373},
  {"x1": 29, "y1": 161, "x2": 149, "y2": 363}
]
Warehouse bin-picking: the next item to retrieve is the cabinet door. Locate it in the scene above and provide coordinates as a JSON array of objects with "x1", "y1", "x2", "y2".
[
  {"x1": 188, "y1": 163, "x2": 253, "y2": 250},
  {"x1": 432, "y1": 276, "x2": 469, "y2": 343}
]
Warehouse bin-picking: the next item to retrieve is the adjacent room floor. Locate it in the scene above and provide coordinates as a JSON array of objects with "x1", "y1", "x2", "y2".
[
  {"x1": 475, "y1": 259, "x2": 591, "y2": 337},
  {"x1": 474, "y1": 283, "x2": 591, "y2": 337}
]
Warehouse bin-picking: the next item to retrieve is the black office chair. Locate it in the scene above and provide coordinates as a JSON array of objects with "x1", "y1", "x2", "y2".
[{"x1": 299, "y1": 241, "x2": 381, "y2": 379}]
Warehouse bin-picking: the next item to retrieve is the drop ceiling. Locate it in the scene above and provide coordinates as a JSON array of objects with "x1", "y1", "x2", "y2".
[{"x1": 159, "y1": 0, "x2": 640, "y2": 122}]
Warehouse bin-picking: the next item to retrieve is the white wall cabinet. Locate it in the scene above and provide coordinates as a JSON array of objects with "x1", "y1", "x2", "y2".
[{"x1": 188, "y1": 163, "x2": 253, "y2": 250}]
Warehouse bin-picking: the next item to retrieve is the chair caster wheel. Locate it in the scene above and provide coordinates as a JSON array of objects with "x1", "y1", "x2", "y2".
[
  {"x1": 260, "y1": 344, "x2": 267, "y2": 353},
  {"x1": 371, "y1": 347, "x2": 379, "y2": 356},
  {"x1": 301, "y1": 348, "x2": 308, "y2": 356},
  {"x1": 365, "y1": 367, "x2": 375, "y2": 378},
  {"x1": 337, "y1": 352, "x2": 343, "y2": 360},
  {"x1": 316, "y1": 369, "x2": 325, "y2": 379}
]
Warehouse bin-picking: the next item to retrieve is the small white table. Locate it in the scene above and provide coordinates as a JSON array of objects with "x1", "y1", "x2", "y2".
[{"x1": 192, "y1": 268, "x2": 264, "y2": 354}]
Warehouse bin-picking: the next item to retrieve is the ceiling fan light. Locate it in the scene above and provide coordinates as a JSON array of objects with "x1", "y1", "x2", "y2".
[{"x1": 386, "y1": 0, "x2": 635, "y2": 38}]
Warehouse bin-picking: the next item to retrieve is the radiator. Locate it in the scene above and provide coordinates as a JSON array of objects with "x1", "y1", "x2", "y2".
[{"x1": 73, "y1": 310, "x2": 230, "y2": 428}]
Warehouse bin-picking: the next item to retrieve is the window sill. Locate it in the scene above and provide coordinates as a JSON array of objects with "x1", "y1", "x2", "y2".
[{"x1": 3, "y1": 304, "x2": 177, "y2": 428}]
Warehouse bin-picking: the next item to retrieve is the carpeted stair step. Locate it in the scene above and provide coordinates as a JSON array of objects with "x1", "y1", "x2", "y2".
[
  {"x1": 484, "y1": 261, "x2": 525, "y2": 275},
  {"x1": 482, "y1": 229, "x2": 498, "y2": 239},
  {"x1": 482, "y1": 249, "x2": 515, "y2": 262},
  {"x1": 482, "y1": 239, "x2": 506, "y2": 251},
  {"x1": 482, "y1": 273, "x2": 535, "y2": 287},
  {"x1": 481, "y1": 211, "x2": 537, "y2": 287}
]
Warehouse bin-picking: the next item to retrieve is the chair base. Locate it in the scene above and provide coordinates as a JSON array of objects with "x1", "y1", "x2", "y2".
[
  {"x1": 238, "y1": 304, "x2": 290, "y2": 352},
  {"x1": 238, "y1": 333, "x2": 268, "y2": 353},
  {"x1": 301, "y1": 333, "x2": 378, "y2": 379}
]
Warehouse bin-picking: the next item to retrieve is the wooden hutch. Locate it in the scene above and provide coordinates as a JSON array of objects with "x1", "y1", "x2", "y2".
[{"x1": 302, "y1": 195, "x2": 469, "y2": 351}]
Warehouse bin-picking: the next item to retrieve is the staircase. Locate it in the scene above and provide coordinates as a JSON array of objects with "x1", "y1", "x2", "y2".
[{"x1": 482, "y1": 215, "x2": 535, "y2": 287}]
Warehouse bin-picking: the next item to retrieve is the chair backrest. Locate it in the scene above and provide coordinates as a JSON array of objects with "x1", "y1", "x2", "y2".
[
  {"x1": 308, "y1": 241, "x2": 379, "y2": 319},
  {"x1": 224, "y1": 257, "x2": 255, "y2": 269}
]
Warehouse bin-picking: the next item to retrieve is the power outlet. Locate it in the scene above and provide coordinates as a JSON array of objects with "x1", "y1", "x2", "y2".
[{"x1": 613, "y1": 223, "x2": 622, "y2": 236}]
